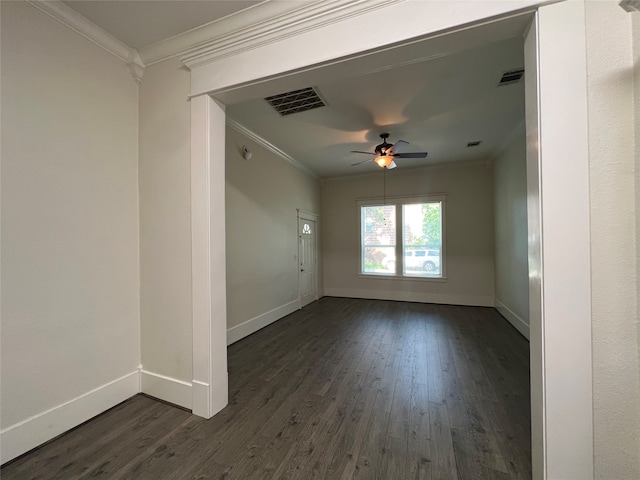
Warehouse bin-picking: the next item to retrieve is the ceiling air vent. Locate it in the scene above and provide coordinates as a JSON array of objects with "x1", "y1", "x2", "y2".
[
  {"x1": 498, "y1": 68, "x2": 524, "y2": 86},
  {"x1": 265, "y1": 87, "x2": 326, "y2": 116}
]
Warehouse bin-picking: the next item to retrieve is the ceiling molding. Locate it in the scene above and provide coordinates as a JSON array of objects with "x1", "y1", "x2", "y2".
[
  {"x1": 152, "y1": 0, "x2": 402, "y2": 69},
  {"x1": 138, "y1": 1, "x2": 298, "y2": 66},
  {"x1": 227, "y1": 118, "x2": 319, "y2": 180},
  {"x1": 27, "y1": 0, "x2": 145, "y2": 82},
  {"x1": 28, "y1": 0, "x2": 400, "y2": 80}
]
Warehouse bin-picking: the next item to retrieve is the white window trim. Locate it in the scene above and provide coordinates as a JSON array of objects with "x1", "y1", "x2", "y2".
[{"x1": 358, "y1": 194, "x2": 447, "y2": 281}]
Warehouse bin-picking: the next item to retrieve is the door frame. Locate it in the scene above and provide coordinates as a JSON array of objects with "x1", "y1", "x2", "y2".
[
  {"x1": 188, "y1": 2, "x2": 597, "y2": 477},
  {"x1": 297, "y1": 209, "x2": 319, "y2": 308}
]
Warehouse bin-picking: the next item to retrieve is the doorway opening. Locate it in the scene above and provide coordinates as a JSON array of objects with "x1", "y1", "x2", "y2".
[
  {"x1": 298, "y1": 210, "x2": 319, "y2": 308},
  {"x1": 191, "y1": 4, "x2": 596, "y2": 477}
]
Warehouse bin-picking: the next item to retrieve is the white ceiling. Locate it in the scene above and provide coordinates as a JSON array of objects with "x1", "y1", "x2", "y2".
[
  {"x1": 62, "y1": 0, "x2": 264, "y2": 49},
  {"x1": 226, "y1": 36, "x2": 525, "y2": 178},
  {"x1": 61, "y1": 1, "x2": 529, "y2": 179}
]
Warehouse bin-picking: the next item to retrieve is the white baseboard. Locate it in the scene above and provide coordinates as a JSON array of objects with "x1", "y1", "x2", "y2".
[
  {"x1": 191, "y1": 380, "x2": 210, "y2": 418},
  {"x1": 140, "y1": 369, "x2": 192, "y2": 410},
  {"x1": 211, "y1": 372, "x2": 228, "y2": 417},
  {"x1": 0, "y1": 370, "x2": 139, "y2": 464},
  {"x1": 227, "y1": 299, "x2": 299, "y2": 345},
  {"x1": 191, "y1": 372, "x2": 228, "y2": 419},
  {"x1": 323, "y1": 288, "x2": 494, "y2": 307},
  {"x1": 494, "y1": 297, "x2": 530, "y2": 339}
]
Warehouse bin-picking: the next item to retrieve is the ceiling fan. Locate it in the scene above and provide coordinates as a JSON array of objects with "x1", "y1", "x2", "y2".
[{"x1": 350, "y1": 133, "x2": 428, "y2": 169}]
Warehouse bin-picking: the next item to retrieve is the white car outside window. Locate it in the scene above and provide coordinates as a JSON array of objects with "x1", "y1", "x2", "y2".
[
  {"x1": 382, "y1": 249, "x2": 440, "y2": 273},
  {"x1": 405, "y1": 250, "x2": 440, "y2": 272}
]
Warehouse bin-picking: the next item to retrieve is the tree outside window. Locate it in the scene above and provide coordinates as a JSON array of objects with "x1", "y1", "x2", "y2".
[{"x1": 360, "y1": 197, "x2": 445, "y2": 278}]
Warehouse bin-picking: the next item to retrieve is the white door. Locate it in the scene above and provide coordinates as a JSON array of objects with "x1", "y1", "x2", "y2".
[{"x1": 299, "y1": 217, "x2": 317, "y2": 308}]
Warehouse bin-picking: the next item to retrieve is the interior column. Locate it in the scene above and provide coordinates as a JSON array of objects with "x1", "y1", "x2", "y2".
[
  {"x1": 528, "y1": 2, "x2": 594, "y2": 478},
  {"x1": 190, "y1": 94, "x2": 228, "y2": 418}
]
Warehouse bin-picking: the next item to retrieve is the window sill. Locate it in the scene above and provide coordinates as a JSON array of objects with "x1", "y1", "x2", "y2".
[{"x1": 357, "y1": 273, "x2": 448, "y2": 283}]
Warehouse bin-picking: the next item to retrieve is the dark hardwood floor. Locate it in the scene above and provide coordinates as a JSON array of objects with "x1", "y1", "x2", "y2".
[{"x1": 1, "y1": 297, "x2": 531, "y2": 479}]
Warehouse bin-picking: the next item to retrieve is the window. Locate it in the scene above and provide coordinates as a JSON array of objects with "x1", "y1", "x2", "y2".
[{"x1": 360, "y1": 196, "x2": 445, "y2": 278}]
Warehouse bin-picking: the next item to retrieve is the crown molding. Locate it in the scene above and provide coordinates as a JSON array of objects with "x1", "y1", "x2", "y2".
[
  {"x1": 27, "y1": 0, "x2": 401, "y2": 78},
  {"x1": 226, "y1": 118, "x2": 319, "y2": 180},
  {"x1": 138, "y1": 0, "x2": 299, "y2": 66},
  {"x1": 136, "y1": 0, "x2": 402, "y2": 68},
  {"x1": 181, "y1": 0, "x2": 402, "y2": 69},
  {"x1": 27, "y1": 0, "x2": 145, "y2": 82}
]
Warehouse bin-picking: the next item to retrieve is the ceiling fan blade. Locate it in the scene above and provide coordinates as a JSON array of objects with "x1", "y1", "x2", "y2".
[
  {"x1": 386, "y1": 161, "x2": 397, "y2": 170},
  {"x1": 386, "y1": 140, "x2": 409, "y2": 156},
  {"x1": 350, "y1": 158, "x2": 373, "y2": 166},
  {"x1": 394, "y1": 152, "x2": 428, "y2": 159},
  {"x1": 350, "y1": 150, "x2": 376, "y2": 156}
]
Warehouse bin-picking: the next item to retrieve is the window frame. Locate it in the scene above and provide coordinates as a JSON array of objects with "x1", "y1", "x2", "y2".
[{"x1": 357, "y1": 194, "x2": 447, "y2": 281}]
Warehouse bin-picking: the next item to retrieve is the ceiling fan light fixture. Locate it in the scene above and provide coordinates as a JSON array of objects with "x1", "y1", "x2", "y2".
[
  {"x1": 350, "y1": 133, "x2": 428, "y2": 169},
  {"x1": 376, "y1": 155, "x2": 394, "y2": 168}
]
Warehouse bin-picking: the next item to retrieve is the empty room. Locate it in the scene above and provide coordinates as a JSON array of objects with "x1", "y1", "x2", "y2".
[{"x1": 1, "y1": 1, "x2": 639, "y2": 479}]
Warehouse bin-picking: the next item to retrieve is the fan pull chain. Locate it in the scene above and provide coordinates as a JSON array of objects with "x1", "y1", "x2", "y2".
[
  {"x1": 383, "y1": 167, "x2": 386, "y2": 205},
  {"x1": 383, "y1": 167, "x2": 387, "y2": 226}
]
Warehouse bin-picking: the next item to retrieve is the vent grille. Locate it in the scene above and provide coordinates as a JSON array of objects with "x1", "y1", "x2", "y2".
[
  {"x1": 498, "y1": 68, "x2": 524, "y2": 86},
  {"x1": 265, "y1": 87, "x2": 326, "y2": 116}
]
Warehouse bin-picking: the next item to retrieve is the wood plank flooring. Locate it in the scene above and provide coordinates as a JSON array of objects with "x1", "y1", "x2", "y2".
[{"x1": 1, "y1": 297, "x2": 531, "y2": 479}]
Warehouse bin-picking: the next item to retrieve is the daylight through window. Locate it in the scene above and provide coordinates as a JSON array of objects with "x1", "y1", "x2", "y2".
[{"x1": 360, "y1": 196, "x2": 444, "y2": 278}]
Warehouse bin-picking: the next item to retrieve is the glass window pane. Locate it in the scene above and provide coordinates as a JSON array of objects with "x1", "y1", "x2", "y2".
[
  {"x1": 362, "y1": 205, "x2": 395, "y2": 245},
  {"x1": 361, "y1": 205, "x2": 396, "y2": 274},
  {"x1": 402, "y1": 202, "x2": 442, "y2": 276},
  {"x1": 363, "y1": 246, "x2": 396, "y2": 274}
]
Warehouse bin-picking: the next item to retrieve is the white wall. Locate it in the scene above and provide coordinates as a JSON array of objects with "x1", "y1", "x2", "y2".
[
  {"x1": 0, "y1": 2, "x2": 140, "y2": 462},
  {"x1": 585, "y1": 3, "x2": 640, "y2": 477},
  {"x1": 493, "y1": 125, "x2": 529, "y2": 338},
  {"x1": 138, "y1": 58, "x2": 193, "y2": 408},
  {"x1": 225, "y1": 127, "x2": 321, "y2": 343},
  {"x1": 635, "y1": 9, "x2": 640, "y2": 429},
  {"x1": 322, "y1": 162, "x2": 494, "y2": 306}
]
